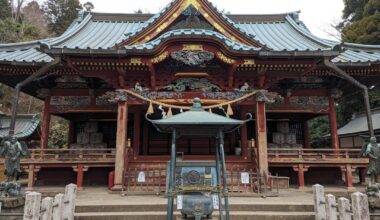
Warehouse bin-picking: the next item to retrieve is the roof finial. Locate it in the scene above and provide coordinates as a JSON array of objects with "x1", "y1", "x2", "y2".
[{"x1": 191, "y1": 97, "x2": 203, "y2": 111}]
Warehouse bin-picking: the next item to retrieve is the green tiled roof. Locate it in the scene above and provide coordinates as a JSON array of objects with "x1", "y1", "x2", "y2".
[
  {"x1": 147, "y1": 98, "x2": 246, "y2": 133},
  {"x1": 123, "y1": 29, "x2": 260, "y2": 52},
  {"x1": 0, "y1": 114, "x2": 40, "y2": 139},
  {"x1": 0, "y1": 2, "x2": 379, "y2": 65}
]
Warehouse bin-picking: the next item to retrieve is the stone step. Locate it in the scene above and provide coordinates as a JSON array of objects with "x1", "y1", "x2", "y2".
[
  {"x1": 75, "y1": 203, "x2": 314, "y2": 213},
  {"x1": 75, "y1": 211, "x2": 315, "y2": 220}
]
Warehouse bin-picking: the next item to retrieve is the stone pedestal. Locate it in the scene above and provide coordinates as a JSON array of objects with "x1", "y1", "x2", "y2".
[
  {"x1": 367, "y1": 184, "x2": 380, "y2": 220},
  {"x1": 0, "y1": 196, "x2": 25, "y2": 220},
  {"x1": 369, "y1": 195, "x2": 380, "y2": 220}
]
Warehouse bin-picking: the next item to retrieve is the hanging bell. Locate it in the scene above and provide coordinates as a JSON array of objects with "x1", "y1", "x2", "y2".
[
  {"x1": 147, "y1": 102, "x2": 154, "y2": 114},
  {"x1": 227, "y1": 104, "x2": 234, "y2": 116}
]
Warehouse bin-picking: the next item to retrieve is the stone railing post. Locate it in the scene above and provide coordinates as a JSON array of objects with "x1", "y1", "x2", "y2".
[
  {"x1": 325, "y1": 194, "x2": 337, "y2": 220},
  {"x1": 313, "y1": 184, "x2": 327, "y2": 220},
  {"x1": 40, "y1": 197, "x2": 53, "y2": 220},
  {"x1": 63, "y1": 183, "x2": 77, "y2": 220},
  {"x1": 351, "y1": 192, "x2": 370, "y2": 220},
  {"x1": 23, "y1": 192, "x2": 42, "y2": 220},
  {"x1": 52, "y1": 193, "x2": 64, "y2": 220},
  {"x1": 337, "y1": 197, "x2": 351, "y2": 220}
]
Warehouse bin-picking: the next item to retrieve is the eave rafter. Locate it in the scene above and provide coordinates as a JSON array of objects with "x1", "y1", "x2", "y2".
[{"x1": 115, "y1": 0, "x2": 262, "y2": 48}]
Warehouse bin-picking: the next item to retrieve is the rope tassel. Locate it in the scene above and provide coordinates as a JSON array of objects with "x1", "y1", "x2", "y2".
[
  {"x1": 167, "y1": 108, "x2": 173, "y2": 118},
  {"x1": 125, "y1": 89, "x2": 259, "y2": 111},
  {"x1": 147, "y1": 102, "x2": 154, "y2": 114},
  {"x1": 227, "y1": 104, "x2": 234, "y2": 116}
]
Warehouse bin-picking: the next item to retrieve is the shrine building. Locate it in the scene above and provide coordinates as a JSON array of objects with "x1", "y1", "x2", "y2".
[{"x1": 0, "y1": 0, "x2": 378, "y2": 190}]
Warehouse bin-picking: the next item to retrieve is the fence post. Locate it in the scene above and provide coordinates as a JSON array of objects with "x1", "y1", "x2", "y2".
[
  {"x1": 63, "y1": 183, "x2": 77, "y2": 220},
  {"x1": 52, "y1": 193, "x2": 64, "y2": 220},
  {"x1": 40, "y1": 197, "x2": 53, "y2": 220},
  {"x1": 313, "y1": 184, "x2": 327, "y2": 220},
  {"x1": 23, "y1": 192, "x2": 42, "y2": 220},
  {"x1": 325, "y1": 194, "x2": 337, "y2": 220},
  {"x1": 351, "y1": 192, "x2": 370, "y2": 220},
  {"x1": 337, "y1": 197, "x2": 351, "y2": 220}
]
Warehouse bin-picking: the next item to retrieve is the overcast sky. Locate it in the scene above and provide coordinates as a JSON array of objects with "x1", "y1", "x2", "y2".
[{"x1": 80, "y1": 0, "x2": 344, "y2": 40}]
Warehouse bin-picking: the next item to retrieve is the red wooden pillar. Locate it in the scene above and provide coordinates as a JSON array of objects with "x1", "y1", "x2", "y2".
[
  {"x1": 40, "y1": 96, "x2": 51, "y2": 149},
  {"x1": 303, "y1": 121, "x2": 311, "y2": 148},
  {"x1": 240, "y1": 107, "x2": 248, "y2": 159},
  {"x1": 342, "y1": 164, "x2": 354, "y2": 189},
  {"x1": 133, "y1": 111, "x2": 141, "y2": 159},
  {"x1": 293, "y1": 164, "x2": 307, "y2": 189},
  {"x1": 329, "y1": 96, "x2": 339, "y2": 149},
  {"x1": 113, "y1": 100, "x2": 128, "y2": 190},
  {"x1": 256, "y1": 100, "x2": 268, "y2": 174},
  {"x1": 76, "y1": 164, "x2": 84, "y2": 190},
  {"x1": 142, "y1": 120, "x2": 149, "y2": 155},
  {"x1": 26, "y1": 164, "x2": 35, "y2": 190}
]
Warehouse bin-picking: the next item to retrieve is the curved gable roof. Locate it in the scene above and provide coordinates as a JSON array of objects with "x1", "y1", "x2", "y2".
[
  {"x1": 114, "y1": 0, "x2": 264, "y2": 48},
  {"x1": 0, "y1": 2, "x2": 379, "y2": 65}
]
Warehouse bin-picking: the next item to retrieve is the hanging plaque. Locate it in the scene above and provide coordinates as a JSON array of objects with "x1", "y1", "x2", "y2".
[
  {"x1": 240, "y1": 172, "x2": 250, "y2": 184},
  {"x1": 137, "y1": 171, "x2": 146, "y2": 183},
  {"x1": 177, "y1": 195, "x2": 183, "y2": 210},
  {"x1": 212, "y1": 194, "x2": 219, "y2": 210}
]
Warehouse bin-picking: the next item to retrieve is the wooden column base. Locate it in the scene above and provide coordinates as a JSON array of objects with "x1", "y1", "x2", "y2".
[{"x1": 110, "y1": 185, "x2": 123, "y2": 191}]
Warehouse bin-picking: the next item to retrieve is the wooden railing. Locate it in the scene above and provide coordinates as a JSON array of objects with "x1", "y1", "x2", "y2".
[
  {"x1": 267, "y1": 148, "x2": 365, "y2": 162},
  {"x1": 14, "y1": 147, "x2": 368, "y2": 164},
  {"x1": 122, "y1": 166, "x2": 271, "y2": 196},
  {"x1": 23, "y1": 148, "x2": 116, "y2": 162}
]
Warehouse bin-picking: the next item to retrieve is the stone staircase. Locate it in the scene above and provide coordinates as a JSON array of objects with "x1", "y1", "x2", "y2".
[{"x1": 74, "y1": 203, "x2": 315, "y2": 220}]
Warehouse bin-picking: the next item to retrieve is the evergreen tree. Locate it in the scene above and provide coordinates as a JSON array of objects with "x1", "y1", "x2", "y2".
[
  {"x1": 43, "y1": 0, "x2": 83, "y2": 35},
  {"x1": 0, "y1": 0, "x2": 12, "y2": 20},
  {"x1": 341, "y1": 0, "x2": 380, "y2": 44},
  {"x1": 309, "y1": 116, "x2": 331, "y2": 148}
]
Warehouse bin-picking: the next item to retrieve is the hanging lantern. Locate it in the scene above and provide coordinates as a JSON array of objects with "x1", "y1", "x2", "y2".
[
  {"x1": 147, "y1": 102, "x2": 154, "y2": 114},
  {"x1": 226, "y1": 104, "x2": 233, "y2": 116}
]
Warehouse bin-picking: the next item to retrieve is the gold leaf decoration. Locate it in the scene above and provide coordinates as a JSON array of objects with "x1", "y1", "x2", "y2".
[
  {"x1": 216, "y1": 52, "x2": 236, "y2": 64},
  {"x1": 151, "y1": 51, "x2": 170, "y2": 64}
]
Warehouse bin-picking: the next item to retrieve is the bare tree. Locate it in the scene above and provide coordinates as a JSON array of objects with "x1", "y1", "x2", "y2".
[{"x1": 22, "y1": 1, "x2": 48, "y2": 32}]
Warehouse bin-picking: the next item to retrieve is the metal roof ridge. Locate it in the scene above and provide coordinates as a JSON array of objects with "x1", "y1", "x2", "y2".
[
  {"x1": 0, "y1": 13, "x2": 93, "y2": 52},
  {"x1": 284, "y1": 15, "x2": 337, "y2": 49},
  {"x1": 124, "y1": 28, "x2": 260, "y2": 52},
  {"x1": 0, "y1": 40, "x2": 47, "y2": 52},
  {"x1": 113, "y1": 0, "x2": 177, "y2": 46},
  {"x1": 89, "y1": 10, "x2": 300, "y2": 20},
  {"x1": 342, "y1": 42, "x2": 380, "y2": 53},
  {"x1": 42, "y1": 13, "x2": 93, "y2": 49}
]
